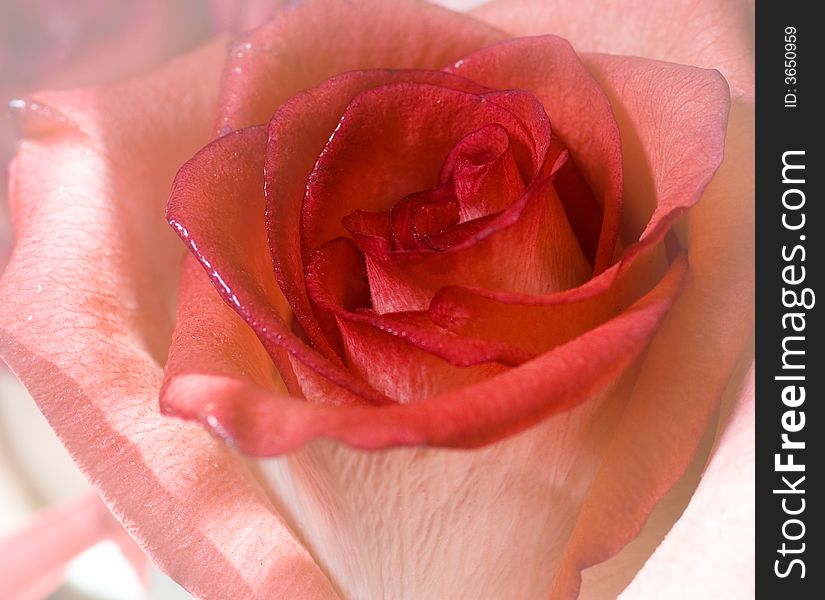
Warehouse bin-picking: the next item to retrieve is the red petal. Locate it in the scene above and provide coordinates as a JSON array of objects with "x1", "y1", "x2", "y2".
[
  {"x1": 448, "y1": 36, "x2": 622, "y2": 273},
  {"x1": 390, "y1": 188, "x2": 460, "y2": 251},
  {"x1": 217, "y1": 0, "x2": 504, "y2": 131},
  {"x1": 442, "y1": 124, "x2": 526, "y2": 221},
  {"x1": 351, "y1": 170, "x2": 591, "y2": 314},
  {"x1": 167, "y1": 125, "x2": 390, "y2": 406},
  {"x1": 430, "y1": 246, "x2": 670, "y2": 354},
  {"x1": 187, "y1": 254, "x2": 687, "y2": 455},
  {"x1": 303, "y1": 238, "x2": 531, "y2": 401},
  {"x1": 300, "y1": 84, "x2": 540, "y2": 260},
  {"x1": 430, "y1": 51, "x2": 731, "y2": 350},
  {"x1": 265, "y1": 69, "x2": 490, "y2": 360}
]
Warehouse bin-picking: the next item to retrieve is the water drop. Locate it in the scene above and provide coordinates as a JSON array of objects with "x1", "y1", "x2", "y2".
[{"x1": 8, "y1": 97, "x2": 67, "y2": 137}]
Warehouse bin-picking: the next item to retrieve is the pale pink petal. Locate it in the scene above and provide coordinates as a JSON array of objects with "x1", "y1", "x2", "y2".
[
  {"x1": 0, "y1": 492, "x2": 127, "y2": 600},
  {"x1": 0, "y1": 43, "x2": 338, "y2": 599},
  {"x1": 217, "y1": 0, "x2": 505, "y2": 131},
  {"x1": 209, "y1": 0, "x2": 288, "y2": 34},
  {"x1": 472, "y1": 0, "x2": 754, "y2": 100},
  {"x1": 620, "y1": 364, "x2": 754, "y2": 599},
  {"x1": 1, "y1": 1, "x2": 213, "y2": 89},
  {"x1": 548, "y1": 101, "x2": 754, "y2": 598}
]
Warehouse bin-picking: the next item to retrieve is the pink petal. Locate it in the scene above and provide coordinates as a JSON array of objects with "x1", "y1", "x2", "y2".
[
  {"x1": 584, "y1": 53, "x2": 731, "y2": 246},
  {"x1": 547, "y1": 101, "x2": 754, "y2": 598},
  {"x1": 304, "y1": 237, "x2": 528, "y2": 402},
  {"x1": 299, "y1": 82, "x2": 588, "y2": 313},
  {"x1": 0, "y1": 492, "x2": 137, "y2": 600},
  {"x1": 620, "y1": 364, "x2": 754, "y2": 598},
  {"x1": 472, "y1": 0, "x2": 754, "y2": 100},
  {"x1": 300, "y1": 84, "x2": 540, "y2": 261},
  {"x1": 0, "y1": 1, "x2": 213, "y2": 88},
  {"x1": 209, "y1": 0, "x2": 287, "y2": 34},
  {"x1": 440, "y1": 123, "x2": 525, "y2": 221},
  {"x1": 0, "y1": 44, "x2": 338, "y2": 599},
  {"x1": 429, "y1": 246, "x2": 670, "y2": 355},
  {"x1": 217, "y1": 0, "x2": 504, "y2": 131},
  {"x1": 349, "y1": 166, "x2": 590, "y2": 314}
]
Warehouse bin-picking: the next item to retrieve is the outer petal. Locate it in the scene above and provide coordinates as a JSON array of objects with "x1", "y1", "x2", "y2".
[
  {"x1": 217, "y1": 0, "x2": 505, "y2": 130},
  {"x1": 548, "y1": 101, "x2": 754, "y2": 599},
  {"x1": 620, "y1": 364, "x2": 754, "y2": 599},
  {"x1": 584, "y1": 53, "x2": 731, "y2": 246},
  {"x1": 209, "y1": 0, "x2": 288, "y2": 34},
  {"x1": 472, "y1": 0, "x2": 754, "y2": 100},
  {"x1": 0, "y1": 45, "x2": 338, "y2": 599}
]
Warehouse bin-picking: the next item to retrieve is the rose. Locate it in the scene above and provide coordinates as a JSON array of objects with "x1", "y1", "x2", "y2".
[{"x1": 0, "y1": 1, "x2": 753, "y2": 599}]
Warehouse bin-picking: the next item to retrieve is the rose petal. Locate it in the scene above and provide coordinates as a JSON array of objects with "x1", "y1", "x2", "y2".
[
  {"x1": 209, "y1": 0, "x2": 286, "y2": 34},
  {"x1": 620, "y1": 364, "x2": 754, "y2": 599},
  {"x1": 584, "y1": 53, "x2": 732, "y2": 246},
  {"x1": 547, "y1": 101, "x2": 753, "y2": 599},
  {"x1": 167, "y1": 125, "x2": 390, "y2": 406},
  {"x1": 0, "y1": 44, "x2": 338, "y2": 599},
  {"x1": 254, "y1": 377, "x2": 629, "y2": 600},
  {"x1": 447, "y1": 35, "x2": 623, "y2": 273},
  {"x1": 472, "y1": 0, "x2": 754, "y2": 100},
  {"x1": 172, "y1": 253, "x2": 686, "y2": 455},
  {"x1": 265, "y1": 69, "x2": 489, "y2": 360},
  {"x1": 440, "y1": 123, "x2": 525, "y2": 221},
  {"x1": 389, "y1": 188, "x2": 461, "y2": 251},
  {"x1": 0, "y1": 492, "x2": 140, "y2": 600},
  {"x1": 217, "y1": 0, "x2": 505, "y2": 131},
  {"x1": 301, "y1": 84, "x2": 541, "y2": 260},
  {"x1": 347, "y1": 165, "x2": 591, "y2": 313},
  {"x1": 0, "y1": 1, "x2": 213, "y2": 88},
  {"x1": 430, "y1": 51, "x2": 730, "y2": 353},
  {"x1": 304, "y1": 237, "x2": 528, "y2": 401},
  {"x1": 430, "y1": 246, "x2": 669, "y2": 355}
]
